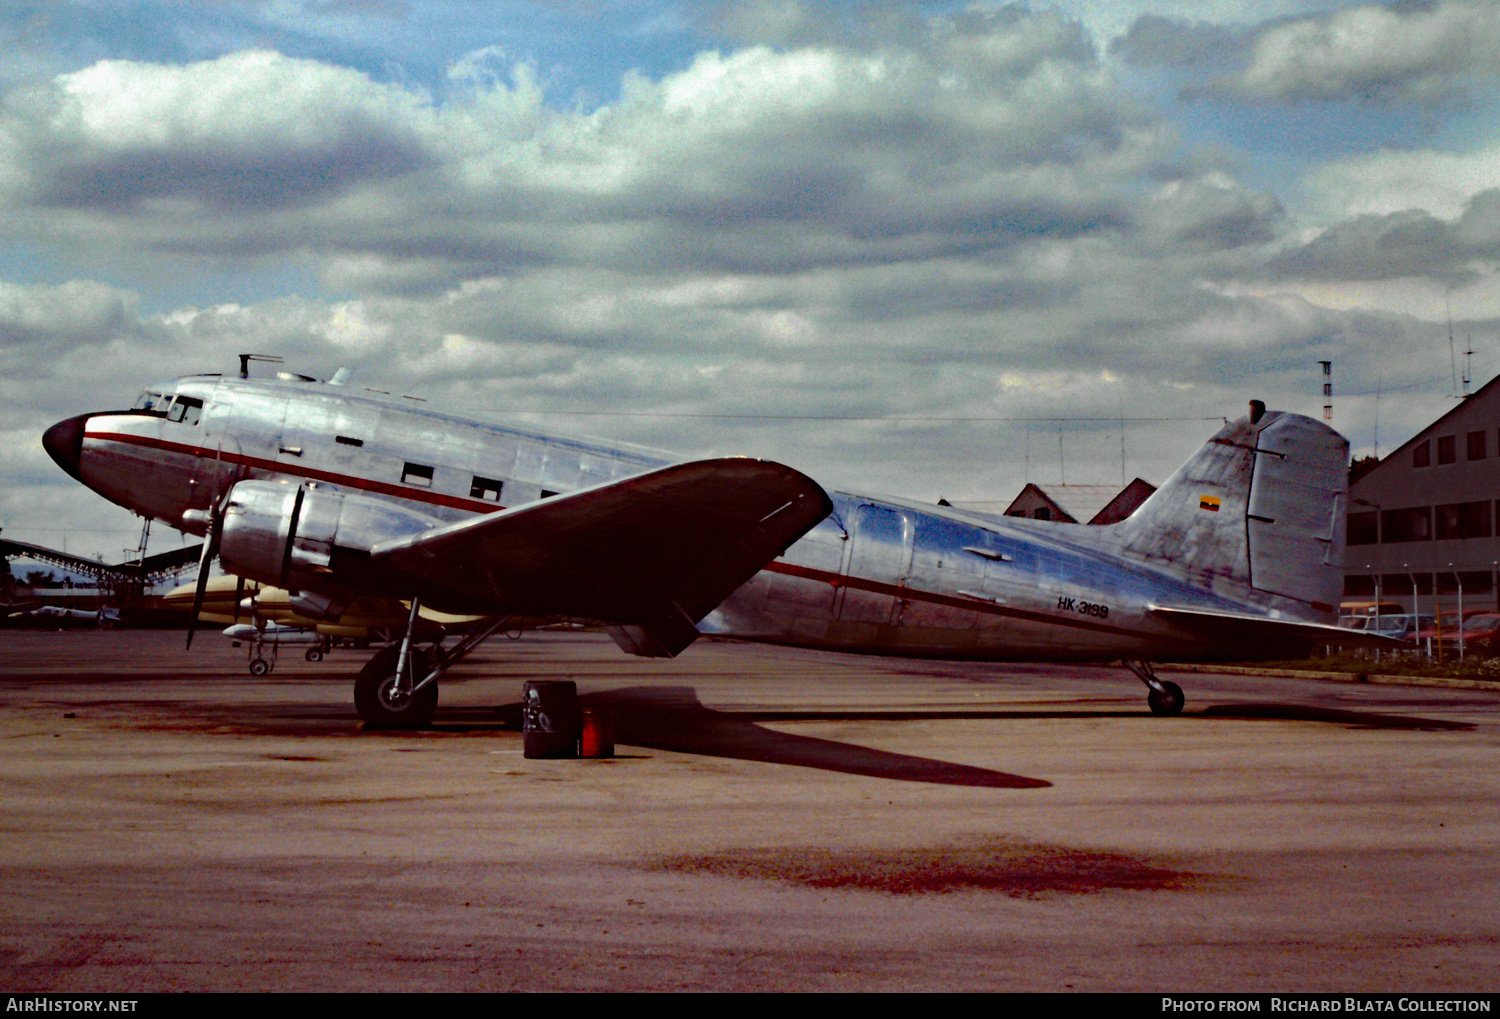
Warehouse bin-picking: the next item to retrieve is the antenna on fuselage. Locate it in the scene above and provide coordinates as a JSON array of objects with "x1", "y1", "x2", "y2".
[{"x1": 238, "y1": 353, "x2": 284, "y2": 379}]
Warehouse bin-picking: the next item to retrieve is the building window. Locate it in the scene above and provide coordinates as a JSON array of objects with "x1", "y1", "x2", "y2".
[
  {"x1": 1461, "y1": 571, "x2": 1494, "y2": 594},
  {"x1": 1348, "y1": 511, "x2": 1378, "y2": 546},
  {"x1": 401, "y1": 462, "x2": 434, "y2": 488},
  {"x1": 470, "y1": 476, "x2": 504, "y2": 502},
  {"x1": 1436, "y1": 501, "x2": 1493, "y2": 540},
  {"x1": 1468, "y1": 431, "x2": 1487, "y2": 460},
  {"x1": 1413, "y1": 441, "x2": 1430, "y2": 468},
  {"x1": 1437, "y1": 435, "x2": 1456, "y2": 464},
  {"x1": 1380, "y1": 506, "x2": 1432, "y2": 543},
  {"x1": 1033, "y1": 507, "x2": 1051, "y2": 521},
  {"x1": 1381, "y1": 573, "x2": 1433, "y2": 596}
]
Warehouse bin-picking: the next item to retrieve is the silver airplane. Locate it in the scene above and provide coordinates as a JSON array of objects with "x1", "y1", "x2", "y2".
[{"x1": 43, "y1": 357, "x2": 1371, "y2": 729}]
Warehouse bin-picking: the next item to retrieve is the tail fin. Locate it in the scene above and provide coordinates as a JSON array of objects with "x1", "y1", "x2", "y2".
[{"x1": 1112, "y1": 404, "x2": 1348, "y2": 619}]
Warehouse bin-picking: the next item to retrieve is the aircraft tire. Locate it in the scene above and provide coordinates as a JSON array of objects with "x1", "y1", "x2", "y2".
[
  {"x1": 1147, "y1": 681, "x2": 1185, "y2": 716},
  {"x1": 354, "y1": 646, "x2": 437, "y2": 729},
  {"x1": 249, "y1": 658, "x2": 270, "y2": 677},
  {"x1": 305, "y1": 648, "x2": 324, "y2": 662}
]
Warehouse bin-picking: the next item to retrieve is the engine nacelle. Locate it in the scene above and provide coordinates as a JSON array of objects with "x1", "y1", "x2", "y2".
[{"x1": 218, "y1": 480, "x2": 441, "y2": 618}]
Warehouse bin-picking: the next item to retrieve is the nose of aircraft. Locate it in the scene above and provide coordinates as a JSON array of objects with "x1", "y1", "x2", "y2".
[{"x1": 42, "y1": 414, "x2": 90, "y2": 482}]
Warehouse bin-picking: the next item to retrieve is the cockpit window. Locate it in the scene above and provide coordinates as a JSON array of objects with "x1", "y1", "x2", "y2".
[
  {"x1": 132, "y1": 390, "x2": 171, "y2": 415},
  {"x1": 166, "y1": 395, "x2": 203, "y2": 426}
]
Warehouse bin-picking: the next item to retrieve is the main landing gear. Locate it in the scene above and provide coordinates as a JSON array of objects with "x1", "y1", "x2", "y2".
[
  {"x1": 352, "y1": 598, "x2": 518, "y2": 729},
  {"x1": 1124, "y1": 660, "x2": 1185, "y2": 716}
]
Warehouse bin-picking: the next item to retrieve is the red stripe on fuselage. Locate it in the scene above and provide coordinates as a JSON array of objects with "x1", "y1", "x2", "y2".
[
  {"x1": 764, "y1": 560, "x2": 1145, "y2": 638},
  {"x1": 89, "y1": 430, "x2": 503, "y2": 513},
  {"x1": 93, "y1": 428, "x2": 1145, "y2": 639}
]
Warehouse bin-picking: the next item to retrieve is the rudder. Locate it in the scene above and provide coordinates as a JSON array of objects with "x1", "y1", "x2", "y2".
[{"x1": 1111, "y1": 404, "x2": 1348, "y2": 619}]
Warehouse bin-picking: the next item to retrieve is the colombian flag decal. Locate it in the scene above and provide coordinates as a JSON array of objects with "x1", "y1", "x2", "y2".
[{"x1": 1200, "y1": 495, "x2": 1221, "y2": 512}]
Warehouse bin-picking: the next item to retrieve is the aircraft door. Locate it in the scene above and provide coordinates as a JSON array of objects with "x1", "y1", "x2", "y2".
[
  {"x1": 276, "y1": 393, "x2": 338, "y2": 466},
  {"x1": 193, "y1": 385, "x2": 245, "y2": 506},
  {"x1": 839, "y1": 504, "x2": 912, "y2": 626},
  {"x1": 225, "y1": 387, "x2": 289, "y2": 469}
]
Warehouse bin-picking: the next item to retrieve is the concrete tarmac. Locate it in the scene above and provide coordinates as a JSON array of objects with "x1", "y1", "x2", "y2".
[{"x1": 0, "y1": 629, "x2": 1496, "y2": 992}]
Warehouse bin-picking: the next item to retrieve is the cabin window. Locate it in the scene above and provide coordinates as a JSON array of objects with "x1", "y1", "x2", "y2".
[
  {"x1": 132, "y1": 390, "x2": 170, "y2": 415},
  {"x1": 540, "y1": 489, "x2": 559, "y2": 499},
  {"x1": 401, "y1": 462, "x2": 434, "y2": 488},
  {"x1": 336, "y1": 435, "x2": 364, "y2": 448},
  {"x1": 470, "y1": 476, "x2": 504, "y2": 502},
  {"x1": 166, "y1": 395, "x2": 203, "y2": 426},
  {"x1": 1437, "y1": 435, "x2": 1456, "y2": 465},
  {"x1": 1412, "y1": 441, "x2": 1430, "y2": 468}
]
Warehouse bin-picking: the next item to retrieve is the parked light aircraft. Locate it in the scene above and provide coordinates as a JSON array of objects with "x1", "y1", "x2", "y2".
[
  {"x1": 6, "y1": 604, "x2": 121, "y2": 628},
  {"x1": 160, "y1": 573, "x2": 481, "y2": 636},
  {"x1": 161, "y1": 574, "x2": 517, "y2": 674},
  {"x1": 221, "y1": 622, "x2": 330, "y2": 674},
  {"x1": 44, "y1": 357, "x2": 1377, "y2": 729}
]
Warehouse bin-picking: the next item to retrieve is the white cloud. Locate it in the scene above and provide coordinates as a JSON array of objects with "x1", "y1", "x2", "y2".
[
  {"x1": 0, "y1": 15, "x2": 1150, "y2": 283},
  {"x1": 3, "y1": 51, "x2": 439, "y2": 213},
  {"x1": 7, "y1": 3, "x2": 1500, "y2": 556},
  {"x1": 1301, "y1": 143, "x2": 1500, "y2": 222},
  {"x1": 1236, "y1": 1, "x2": 1500, "y2": 106}
]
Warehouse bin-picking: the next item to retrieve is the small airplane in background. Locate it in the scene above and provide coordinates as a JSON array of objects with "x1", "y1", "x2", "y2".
[
  {"x1": 162, "y1": 574, "x2": 509, "y2": 675},
  {"x1": 5, "y1": 604, "x2": 121, "y2": 628},
  {"x1": 221, "y1": 621, "x2": 331, "y2": 675},
  {"x1": 44, "y1": 354, "x2": 1384, "y2": 730}
]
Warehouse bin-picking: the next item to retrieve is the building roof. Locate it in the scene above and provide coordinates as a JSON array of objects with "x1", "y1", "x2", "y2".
[
  {"x1": 1350, "y1": 370, "x2": 1500, "y2": 501},
  {"x1": 1373, "y1": 371, "x2": 1500, "y2": 466},
  {"x1": 953, "y1": 478, "x2": 1156, "y2": 525}
]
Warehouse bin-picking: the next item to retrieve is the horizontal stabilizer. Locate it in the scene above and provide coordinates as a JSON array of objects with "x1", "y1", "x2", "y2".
[{"x1": 1150, "y1": 605, "x2": 1407, "y2": 650}]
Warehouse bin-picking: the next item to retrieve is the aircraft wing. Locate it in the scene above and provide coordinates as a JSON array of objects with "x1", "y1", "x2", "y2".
[
  {"x1": 369, "y1": 457, "x2": 832, "y2": 657},
  {"x1": 1149, "y1": 605, "x2": 1408, "y2": 650}
]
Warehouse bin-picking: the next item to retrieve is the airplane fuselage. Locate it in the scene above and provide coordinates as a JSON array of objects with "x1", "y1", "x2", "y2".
[{"x1": 47, "y1": 371, "x2": 1338, "y2": 666}]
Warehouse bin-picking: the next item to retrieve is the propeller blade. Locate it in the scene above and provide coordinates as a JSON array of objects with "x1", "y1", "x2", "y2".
[
  {"x1": 232, "y1": 575, "x2": 246, "y2": 624},
  {"x1": 185, "y1": 509, "x2": 224, "y2": 650}
]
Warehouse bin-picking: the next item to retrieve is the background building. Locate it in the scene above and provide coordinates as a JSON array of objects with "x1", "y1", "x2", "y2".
[
  {"x1": 1345, "y1": 373, "x2": 1500, "y2": 618},
  {"x1": 992, "y1": 479, "x2": 1157, "y2": 525}
]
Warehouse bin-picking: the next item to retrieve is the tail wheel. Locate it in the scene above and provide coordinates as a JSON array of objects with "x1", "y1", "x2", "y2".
[
  {"x1": 1147, "y1": 680, "x2": 1185, "y2": 716},
  {"x1": 354, "y1": 646, "x2": 437, "y2": 729}
]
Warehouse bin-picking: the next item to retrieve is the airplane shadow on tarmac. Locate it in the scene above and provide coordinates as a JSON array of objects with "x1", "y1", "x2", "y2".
[
  {"x1": 455, "y1": 685, "x2": 1051, "y2": 789},
  {"x1": 425, "y1": 685, "x2": 1474, "y2": 788},
  {"x1": 228, "y1": 684, "x2": 1469, "y2": 786}
]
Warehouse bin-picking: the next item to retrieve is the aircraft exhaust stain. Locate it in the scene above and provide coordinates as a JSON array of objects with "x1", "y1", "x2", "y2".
[{"x1": 649, "y1": 837, "x2": 1215, "y2": 897}]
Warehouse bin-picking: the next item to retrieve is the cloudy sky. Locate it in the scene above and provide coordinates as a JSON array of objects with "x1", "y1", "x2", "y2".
[{"x1": 3, "y1": 0, "x2": 1499, "y2": 561}]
